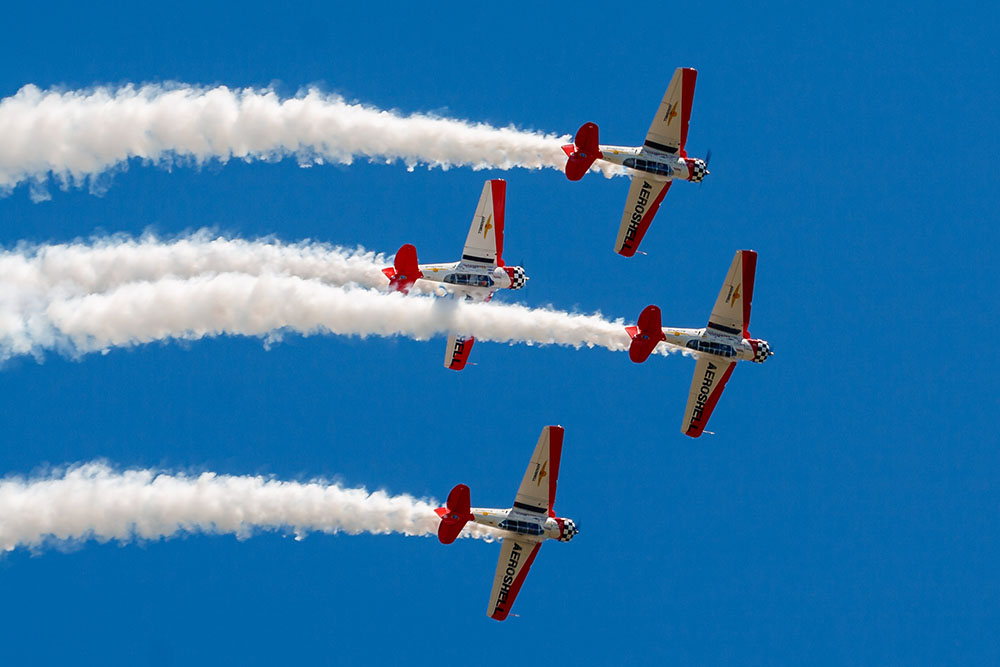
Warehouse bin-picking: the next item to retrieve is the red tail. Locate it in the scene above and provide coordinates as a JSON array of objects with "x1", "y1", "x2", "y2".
[
  {"x1": 563, "y1": 122, "x2": 603, "y2": 181},
  {"x1": 382, "y1": 243, "x2": 423, "y2": 292},
  {"x1": 625, "y1": 305, "x2": 667, "y2": 363},
  {"x1": 435, "y1": 484, "x2": 474, "y2": 544}
]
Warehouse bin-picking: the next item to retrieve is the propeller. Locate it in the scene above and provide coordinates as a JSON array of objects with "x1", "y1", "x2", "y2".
[{"x1": 700, "y1": 148, "x2": 713, "y2": 190}]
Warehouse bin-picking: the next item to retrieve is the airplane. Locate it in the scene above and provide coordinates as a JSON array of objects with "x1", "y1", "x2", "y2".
[
  {"x1": 382, "y1": 179, "x2": 528, "y2": 370},
  {"x1": 435, "y1": 425, "x2": 579, "y2": 621},
  {"x1": 625, "y1": 250, "x2": 773, "y2": 437},
  {"x1": 562, "y1": 67, "x2": 710, "y2": 257}
]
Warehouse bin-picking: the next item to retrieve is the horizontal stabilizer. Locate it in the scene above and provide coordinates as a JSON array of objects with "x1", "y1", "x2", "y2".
[
  {"x1": 383, "y1": 243, "x2": 423, "y2": 292},
  {"x1": 625, "y1": 305, "x2": 666, "y2": 363},
  {"x1": 435, "y1": 483, "x2": 474, "y2": 544},
  {"x1": 564, "y1": 122, "x2": 602, "y2": 181}
]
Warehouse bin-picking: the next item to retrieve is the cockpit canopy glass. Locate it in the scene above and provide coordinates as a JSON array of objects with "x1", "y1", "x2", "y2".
[
  {"x1": 623, "y1": 157, "x2": 674, "y2": 178},
  {"x1": 686, "y1": 339, "x2": 737, "y2": 357},
  {"x1": 444, "y1": 272, "x2": 494, "y2": 288},
  {"x1": 498, "y1": 519, "x2": 545, "y2": 536}
]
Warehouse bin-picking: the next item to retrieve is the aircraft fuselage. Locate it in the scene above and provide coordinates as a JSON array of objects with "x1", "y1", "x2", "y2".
[
  {"x1": 470, "y1": 507, "x2": 577, "y2": 544},
  {"x1": 661, "y1": 327, "x2": 759, "y2": 362},
  {"x1": 413, "y1": 260, "x2": 527, "y2": 301},
  {"x1": 598, "y1": 145, "x2": 708, "y2": 183}
]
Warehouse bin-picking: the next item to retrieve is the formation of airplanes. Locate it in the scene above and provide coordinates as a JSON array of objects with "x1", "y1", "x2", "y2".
[{"x1": 378, "y1": 66, "x2": 772, "y2": 619}]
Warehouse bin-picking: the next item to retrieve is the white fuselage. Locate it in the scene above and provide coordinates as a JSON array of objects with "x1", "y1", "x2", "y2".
[
  {"x1": 470, "y1": 507, "x2": 564, "y2": 544},
  {"x1": 416, "y1": 260, "x2": 507, "y2": 301},
  {"x1": 662, "y1": 327, "x2": 757, "y2": 362},
  {"x1": 598, "y1": 145, "x2": 705, "y2": 183}
]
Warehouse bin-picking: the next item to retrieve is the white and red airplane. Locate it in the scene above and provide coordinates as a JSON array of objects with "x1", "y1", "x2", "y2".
[
  {"x1": 626, "y1": 250, "x2": 773, "y2": 437},
  {"x1": 435, "y1": 425, "x2": 579, "y2": 621},
  {"x1": 562, "y1": 67, "x2": 710, "y2": 257},
  {"x1": 382, "y1": 179, "x2": 528, "y2": 370}
]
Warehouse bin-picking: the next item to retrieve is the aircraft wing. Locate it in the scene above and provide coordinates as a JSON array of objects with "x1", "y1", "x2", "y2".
[
  {"x1": 488, "y1": 537, "x2": 541, "y2": 620},
  {"x1": 643, "y1": 67, "x2": 697, "y2": 156},
  {"x1": 444, "y1": 333, "x2": 475, "y2": 370},
  {"x1": 461, "y1": 179, "x2": 506, "y2": 267},
  {"x1": 707, "y1": 250, "x2": 757, "y2": 338},
  {"x1": 513, "y1": 425, "x2": 563, "y2": 517},
  {"x1": 682, "y1": 356, "x2": 737, "y2": 437},
  {"x1": 614, "y1": 177, "x2": 671, "y2": 257}
]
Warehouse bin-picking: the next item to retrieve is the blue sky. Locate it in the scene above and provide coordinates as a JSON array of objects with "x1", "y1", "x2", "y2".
[{"x1": 1, "y1": 1, "x2": 997, "y2": 664}]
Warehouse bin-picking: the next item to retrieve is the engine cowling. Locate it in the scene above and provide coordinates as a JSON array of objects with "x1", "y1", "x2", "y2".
[
  {"x1": 556, "y1": 518, "x2": 579, "y2": 542},
  {"x1": 503, "y1": 265, "x2": 528, "y2": 289},
  {"x1": 684, "y1": 158, "x2": 709, "y2": 183},
  {"x1": 749, "y1": 339, "x2": 773, "y2": 363}
]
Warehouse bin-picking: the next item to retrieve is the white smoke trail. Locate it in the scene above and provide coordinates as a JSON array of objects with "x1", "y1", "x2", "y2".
[
  {"x1": 0, "y1": 461, "x2": 498, "y2": 553},
  {"x1": 0, "y1": 235, "x2": 680, "y2": 361},
  {"x1": 5, "y1": 273, "x2": 655, "y2": 360},
  {"x1": 0, "y1": 232, "x2": 393, "y2": 295},
  {"x1": 0, "y1": 83, "x2": 622, "y2": 197}
]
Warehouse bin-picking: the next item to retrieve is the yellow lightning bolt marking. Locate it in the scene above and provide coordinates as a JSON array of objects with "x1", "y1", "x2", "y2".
[
  {"x1": 483, "y1": 214, "x2": 493, "y2": 239},
  {"x1": 665, "y1": 103, "x2": 679, "y2": 126},
  {"x1": 536, "y1": 461, "x2": 548, "y2": 487},
  {"x1": 730, "y1": 284, "x2": 741, "y2": 307}
]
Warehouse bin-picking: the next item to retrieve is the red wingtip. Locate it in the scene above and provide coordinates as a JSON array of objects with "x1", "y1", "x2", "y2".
[
  {"x1": 740, "y1": 250, "x2": 758, "y2": 338},
  {"x1": 678, "y1": 68, "x2": 697, "y2": 155},
  {"x1": 490, "y1": 181, "x2": 506, "y2": 266},
  {"x1": 546, "y1": 426, "x2": 564, "y2": 517},
  {"x1": 447, "y1": 336, "x2": 475, "y2": 371}
]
